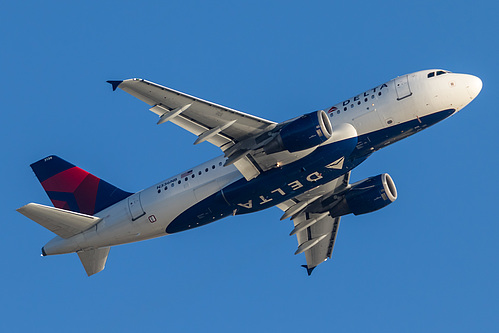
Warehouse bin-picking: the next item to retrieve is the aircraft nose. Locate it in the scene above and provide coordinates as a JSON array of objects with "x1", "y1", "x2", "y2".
[{"x1": 467, "y1": 75, "x2": 483, "y2": 99}]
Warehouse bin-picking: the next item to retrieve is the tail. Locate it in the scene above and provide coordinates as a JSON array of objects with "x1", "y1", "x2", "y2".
[
  {"x1": 30, "y1": 155, "x2": 132, "y2": 215},
  {"x1": 77, "y1": 248, "x2": 111, "y2": 276}
]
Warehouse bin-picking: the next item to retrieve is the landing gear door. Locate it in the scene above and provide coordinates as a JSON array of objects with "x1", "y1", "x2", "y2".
[
  {"x1": 128, "y1": 193, "x2": 145, "y2": 221},
  {"x1": 394, "y1": 75, "x2": 412, "y2": 100}
]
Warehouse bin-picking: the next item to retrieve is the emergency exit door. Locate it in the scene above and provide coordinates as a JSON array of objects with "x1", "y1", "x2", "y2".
[{"x1": 128, "y1": 193, "x2": 145, "y2": 221}]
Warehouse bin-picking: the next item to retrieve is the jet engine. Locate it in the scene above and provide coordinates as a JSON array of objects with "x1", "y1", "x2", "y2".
[
  {"x1": 263, "y1": 110, "x2": 333, "y2": 154},
  {"x1": 330, "y1": 174, "x2": 398, "y2": 217}
]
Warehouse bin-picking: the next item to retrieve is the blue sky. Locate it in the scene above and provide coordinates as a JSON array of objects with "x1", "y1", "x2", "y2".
[{"x1": 2, "y1": 1, "x2": 498, "y2": 332}]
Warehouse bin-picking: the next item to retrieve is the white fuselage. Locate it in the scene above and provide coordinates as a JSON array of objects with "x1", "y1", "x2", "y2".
[{"x1": 43, "y1": 69, "x2": 482, "y2": 256}]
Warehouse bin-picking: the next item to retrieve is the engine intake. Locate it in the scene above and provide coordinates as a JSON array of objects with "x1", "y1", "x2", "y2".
[
  {"x1": 264, "y1": 110, "x2": 332, "y2": 154},
  {"x1": 331, "y1": 174, "x2": 398, "y2": 217}
]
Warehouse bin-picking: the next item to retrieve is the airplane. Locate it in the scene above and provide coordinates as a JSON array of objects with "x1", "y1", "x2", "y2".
[{"x1": 17, "y1": 69, "x2": 482, "y2": 276}]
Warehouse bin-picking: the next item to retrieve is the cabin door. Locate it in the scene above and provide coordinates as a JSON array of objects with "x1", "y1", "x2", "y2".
[{"x1": 394, "y1": 75, "x2": 412, "y2": 100}]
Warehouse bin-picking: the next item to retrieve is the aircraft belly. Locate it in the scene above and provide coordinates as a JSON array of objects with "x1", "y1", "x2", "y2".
[
  {"x1": 353, "y1": 108, "x2": 456, "y2": 156},
  {"x1": 166, "y1": 191, "x2": 232, "y2": 233},
  {"x1": 166, "y1": 136, "x2": 359, "y2": 234}
]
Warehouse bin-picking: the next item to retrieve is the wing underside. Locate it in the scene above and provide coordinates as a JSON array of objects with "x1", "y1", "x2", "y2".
[
  {"x1": 294, "y1": 213, "x2": 341, "y2": 274},
  {"x1": 116, "y1": 78, "x2": 276, "y2": 148},
  {"x1": 114, "y1": 79, "x2": 278, "y2": 180},
  {"x1": 278, "y1": 172, "x2": 350, "y2": 274}
]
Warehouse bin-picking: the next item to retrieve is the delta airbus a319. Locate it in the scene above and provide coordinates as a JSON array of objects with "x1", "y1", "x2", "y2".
[{"x1": 18, "y1": 69, "x2": 482, "y2": 276}]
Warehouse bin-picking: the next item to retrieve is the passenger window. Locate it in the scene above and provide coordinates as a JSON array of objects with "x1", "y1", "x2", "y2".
[
  {"x1": 212, "y1": 165, "x2": 215, "y2": 169},
  {"x1": 428, "y1": 72, "x2": 435, "y2": 78}
]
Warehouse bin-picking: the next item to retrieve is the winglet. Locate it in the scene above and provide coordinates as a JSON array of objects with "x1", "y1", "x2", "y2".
[
  {"x1": 301, "y1": 264, "x2": 316, "y2": 276},
  {"x1": 106, "y1": 80, "x2": 123, "y2": 91}
]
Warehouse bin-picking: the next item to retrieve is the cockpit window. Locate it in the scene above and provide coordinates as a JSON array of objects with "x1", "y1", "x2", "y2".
[{"x1": 428, "y1": 70, "x2": 449, "y2": 78}]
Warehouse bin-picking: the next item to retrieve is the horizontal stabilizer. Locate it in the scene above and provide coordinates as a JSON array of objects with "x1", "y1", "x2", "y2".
[
  {"x1": 77, "y1": 247, "x2": 110, "y2": 276},
  {"x1": 17, "y1": 203, "x2": 102, "y2": 238}
]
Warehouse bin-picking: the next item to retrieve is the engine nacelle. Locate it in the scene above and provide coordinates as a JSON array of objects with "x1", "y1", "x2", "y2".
[
  {"x1": 263, "y1": 110, "x2": 333, "y2": 154},
  {"x1": 331, "y1": 174, "x2": 398, "y2": 217}
]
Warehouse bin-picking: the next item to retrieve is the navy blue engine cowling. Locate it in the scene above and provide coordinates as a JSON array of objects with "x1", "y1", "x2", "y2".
[
  {"x1": 263, "y1": 110, "x2": 333, "y2": 154},
  {"x1": 331, "y1": 174, "x2": 398, "y2": 217}
]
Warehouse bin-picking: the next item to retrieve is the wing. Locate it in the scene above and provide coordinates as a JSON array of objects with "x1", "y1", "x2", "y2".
[
  {"x1": 110, "y1": 79, "x2": 277, "y2": 180},
  {"x1": 293, "y1": 214, "x2": 341, "y2": 275},
  {"x1": 277, "y1": 172, "x2": 350, "y2": 275}
]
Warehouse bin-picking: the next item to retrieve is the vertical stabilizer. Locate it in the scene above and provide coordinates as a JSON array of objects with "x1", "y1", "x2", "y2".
[
  {"x1": 30, "y1": 156, "x2": 132, "y2": 215},
  {"x1": 77, "y1": 247, "x2": 111, "y2": 276}
]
